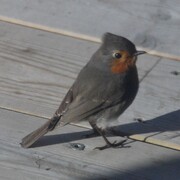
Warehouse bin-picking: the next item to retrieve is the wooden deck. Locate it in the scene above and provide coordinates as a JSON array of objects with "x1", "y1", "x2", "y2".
[{"x1": 0, "y1": 1, "x2": 180, "y2": 179}]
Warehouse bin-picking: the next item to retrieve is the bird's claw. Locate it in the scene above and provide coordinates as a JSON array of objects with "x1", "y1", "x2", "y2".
[{"x1": 94, "y1": 139, "x2": 127, "y2": 150}]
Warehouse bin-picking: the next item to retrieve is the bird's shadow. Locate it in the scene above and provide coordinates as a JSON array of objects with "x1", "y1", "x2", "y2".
[
  {"x1": 32, "y1": 109, "x2": 180, "y2": 148},
  {"x1": 113, "y1": 109, "x2": 180, "y2": 137},
  {"x1": 31, "y1": 129, "x2": 93, "y2": 147}
]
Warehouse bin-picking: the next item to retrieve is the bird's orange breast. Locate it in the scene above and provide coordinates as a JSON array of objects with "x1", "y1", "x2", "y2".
[
  {"x1": 111, "y1": 59, "x2": 135, "y2": 74},
  {"x1": 111, "y1": 60, "x2": 129, "y2": 73}
]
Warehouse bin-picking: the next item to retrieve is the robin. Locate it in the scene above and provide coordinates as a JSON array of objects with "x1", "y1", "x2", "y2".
[{"x1": 21, "y1": 33, "x2": 146, "y2": 150}]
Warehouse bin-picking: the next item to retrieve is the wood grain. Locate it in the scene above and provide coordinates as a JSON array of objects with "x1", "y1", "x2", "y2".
[
  {"x1": 0, "y1": 2, "x2": 180, "y2": 179},
  {"x1": 0, "y1": 21, "x2": 159, "y2": 117},
  {"x1": 0, "y1": 21, "x2": 179, "y2": 149},
  {"x1": 0, "y1": 0, "x2": 180, "y2": 57},
  {"x1": 0, "y1": 108, "x2": 180, "y2": 180},
  {"x1": 112, "y1": 58, "x2": 180, "y2": 147}
]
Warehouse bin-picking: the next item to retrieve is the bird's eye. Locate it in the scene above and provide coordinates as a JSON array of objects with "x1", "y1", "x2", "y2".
[{"x1": 113, "y1": 52, "x2": 122, "y2": 59}]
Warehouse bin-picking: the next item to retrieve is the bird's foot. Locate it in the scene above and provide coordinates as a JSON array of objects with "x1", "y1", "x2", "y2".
[{"x1": 94, "y1": 139, "x2": 127, "y2": 150}]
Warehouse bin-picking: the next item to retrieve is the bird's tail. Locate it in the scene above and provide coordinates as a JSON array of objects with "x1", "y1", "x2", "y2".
[{"x1": 21, "y1": 115, "x2": 61, "y2": 148}]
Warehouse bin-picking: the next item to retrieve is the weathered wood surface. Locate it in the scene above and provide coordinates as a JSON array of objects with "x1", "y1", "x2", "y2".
[
  {"x1": 114, "y1": 58, "x2": 180, "y2": 147},
  {"x1": 0, "y1": 16, "x2": 180, "y2": 180},
  {"x1": 0, "y1": 21, "x2": 159, "y2": 117},
  {"x1": 0, "y1": 0, "x2": 180, "y2": 58},
  {"x1": 0, "y1": 108, "x2": 180, "y2": 180},
  {"x1": 0, "y1": 21, "x2": 179, "y2": 150}
]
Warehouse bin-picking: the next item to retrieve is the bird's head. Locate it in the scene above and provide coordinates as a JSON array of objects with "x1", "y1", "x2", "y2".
[{"x1": 100, "y1": 33, "x2": 146, "y2": 74}]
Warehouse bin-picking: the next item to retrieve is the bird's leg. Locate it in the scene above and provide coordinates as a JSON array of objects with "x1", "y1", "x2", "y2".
[
  {"x1": 84, "y1": 121, "x2": 100, "y2": 138},
  {"x1": 89, "y1": 121, "x2": 127, "y2": 150},
  {"x1": 89, "y1": 121, "x2": 101, "y2": 135}
]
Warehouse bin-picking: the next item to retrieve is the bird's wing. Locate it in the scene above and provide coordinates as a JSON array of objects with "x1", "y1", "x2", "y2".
[
  {"x1": 60, "y1": 87, "x2": 126, "y2": 125},
  {"x1": 54, "y1": 65, "x2": 130, "y2": 126},
  {"x1": 48, "y1": 87, "x2": 74, "y2": 129}
]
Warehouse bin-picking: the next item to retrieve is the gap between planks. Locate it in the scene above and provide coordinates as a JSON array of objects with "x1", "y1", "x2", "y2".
[
  {"x1": 1, "y1": 106, "x2": 179, "y2": 151},
  {"x1": 0, "y1": 15, "x2": 180, "y2": 62}
]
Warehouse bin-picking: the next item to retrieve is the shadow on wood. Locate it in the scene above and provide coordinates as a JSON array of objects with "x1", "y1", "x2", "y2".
[
  {"x1": 113, "y1": 109, "x2": 180, "y2": 136},
  {"x1": 86, "y1": 156, "x2": 180, "y2": 180},
  {"x1": 31, "y1": 129, "x2": 95, "y2": 148},
  {"x1": 30, "y1": 110, "x2": 180, "y2": 148}
]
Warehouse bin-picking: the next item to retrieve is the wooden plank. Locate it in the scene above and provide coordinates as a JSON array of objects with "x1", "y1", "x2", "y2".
[
  {"x1": 0, "y1": 21, "x2": 179, "y2": 149},
  {"x1": 112, "y1": 58, "x2": 180, "y2": 147},
  {"x1": 0, "y1": 21, "x2": 159, "y2": 118},
  {"x1": 0, "y1": 108, "x2": 180, "y2": 180},
  {"x1": 0, "y1": 0, "x2": 180, "y2": 57},
  {"x1": 0, "y1": 166, "x2": 71, "y2": 180}
]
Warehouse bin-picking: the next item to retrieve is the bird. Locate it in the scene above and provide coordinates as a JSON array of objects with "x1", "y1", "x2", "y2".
[{"x1": 21, "y1": 33, "x2": 146, "y2": 150}]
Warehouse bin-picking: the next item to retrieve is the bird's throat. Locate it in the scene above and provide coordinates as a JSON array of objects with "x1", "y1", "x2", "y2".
[{"x1": 111, "y1": 60, "x2": 135, "y2": 74}]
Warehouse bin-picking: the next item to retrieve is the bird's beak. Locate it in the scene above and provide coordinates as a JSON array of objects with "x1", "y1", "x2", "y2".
[{"x1": 134, "y1": 51, "x2": 146, "y2": 56}]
